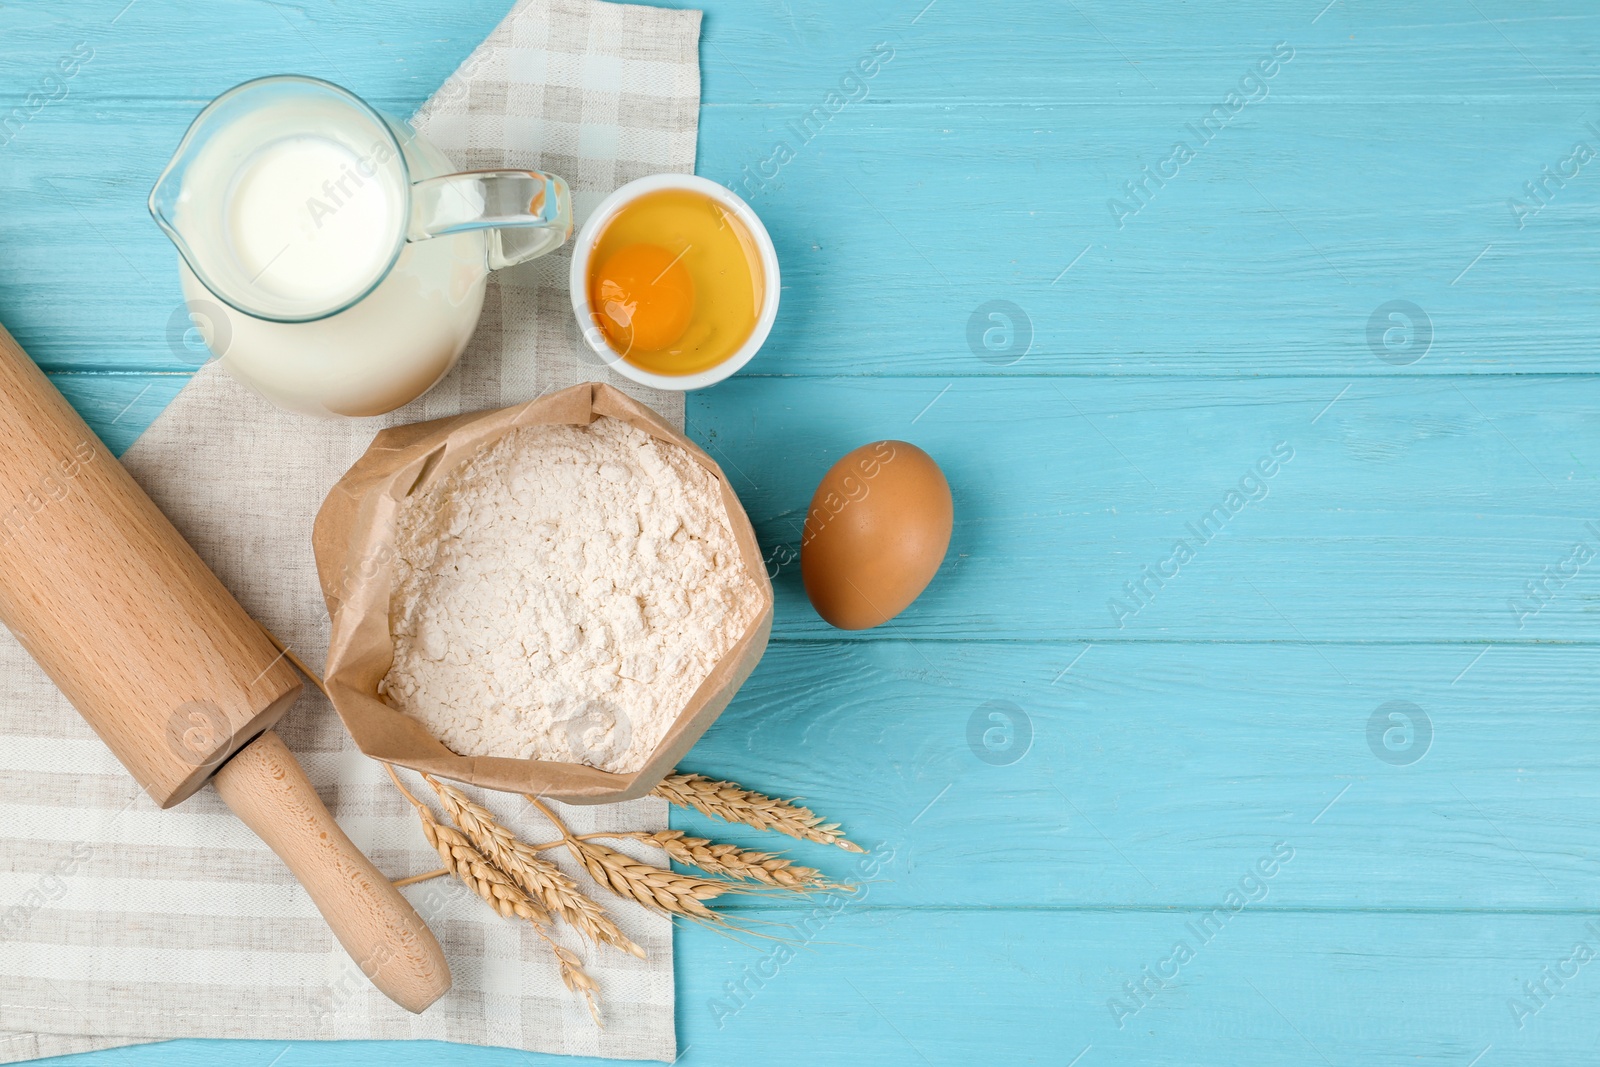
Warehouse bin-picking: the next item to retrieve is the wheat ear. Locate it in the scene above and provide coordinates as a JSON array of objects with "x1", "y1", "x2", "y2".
[
  {"x1": 386, "y1": 766, "x2": 550, "y2": 925},
  {"x1": 652, "y1": 773, "x2": 865, "y2": 853},
  {"x1": 605, "y1": 830, "x2": 846, "y2": 890},
  {"x1": 525, "y1": 796, "x2": 736, "y2": 923},
  {"x1": 424, "y1": 776, "x2": 646, "y2": 960},
  {"x1": 545, "y1": 936, "x2": 602, "y2": 1027},
  {"x1": 387, "y1": 768, "x2": 604, "y2": 1023}
]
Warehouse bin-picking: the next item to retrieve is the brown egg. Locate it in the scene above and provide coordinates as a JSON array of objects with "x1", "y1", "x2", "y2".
[{"x1": 801, "y1": 440, "x2": 953, "y2": 630}]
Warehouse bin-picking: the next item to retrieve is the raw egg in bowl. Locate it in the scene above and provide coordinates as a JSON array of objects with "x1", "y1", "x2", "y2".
[{"x1": 570, "y1": 174, "x2": 780, "y2": 391}]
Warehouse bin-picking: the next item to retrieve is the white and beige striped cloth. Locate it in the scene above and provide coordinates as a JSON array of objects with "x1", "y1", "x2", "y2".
[{"x1": 0, "y1": 0, "x2": 700, "y2": 1060}]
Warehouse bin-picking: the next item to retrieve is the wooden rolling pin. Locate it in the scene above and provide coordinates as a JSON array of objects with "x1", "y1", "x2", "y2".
[{"x1": 0, "y1": 322, "x2": 450, "y2": 1014}]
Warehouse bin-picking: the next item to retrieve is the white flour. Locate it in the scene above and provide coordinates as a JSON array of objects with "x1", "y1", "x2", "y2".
[{"x1": 380, "y1": 416, "x2": 760, "y2": 773}]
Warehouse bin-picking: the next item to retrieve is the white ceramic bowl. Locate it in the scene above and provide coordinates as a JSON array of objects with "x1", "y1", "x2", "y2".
[{"x1": 569, "y1": 174, "x2": 780, "y2": 391}]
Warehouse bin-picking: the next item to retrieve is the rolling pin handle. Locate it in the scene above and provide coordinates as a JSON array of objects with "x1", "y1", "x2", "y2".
[{"x1": 212, "y1": 730, "x2": 451, "y2": 1013}]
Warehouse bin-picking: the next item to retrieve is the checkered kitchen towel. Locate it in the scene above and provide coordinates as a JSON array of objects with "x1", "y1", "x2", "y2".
[{"x1": 0, "y1": 0, "x2": 700, "y2": 1060}]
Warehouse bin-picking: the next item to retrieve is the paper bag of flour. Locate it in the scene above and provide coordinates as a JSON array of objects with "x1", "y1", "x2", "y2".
[{"x1": 311, "y1": 382, "x2": 774, "y2": 803}]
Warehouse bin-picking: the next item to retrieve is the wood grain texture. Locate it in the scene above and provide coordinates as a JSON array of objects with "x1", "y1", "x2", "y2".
[
  {"x1": 0, "y1": 325, "x2": 302, "y2": 807},
  {"x1": 4, "y1": 0, "x2": 1599, "y2": 1063},
  {"x1": 684, "y1": 640, "x2": 1600, "y2": 910},
  {"x1": 212, "y1": 731, "x2": 452, "y2": 1015},
  {"x1": 695, "y1": 375, "x2": 1600, "y2": 642}
]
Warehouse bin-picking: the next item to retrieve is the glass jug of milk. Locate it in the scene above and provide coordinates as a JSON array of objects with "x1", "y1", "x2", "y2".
[{"x1": 149, "y1": 75, "x2": 572, "y2": 416}]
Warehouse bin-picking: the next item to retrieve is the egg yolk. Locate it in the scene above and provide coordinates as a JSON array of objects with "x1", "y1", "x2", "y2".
[{"x1": 591, "y1": 243, "x2": 696, "y2": 354}]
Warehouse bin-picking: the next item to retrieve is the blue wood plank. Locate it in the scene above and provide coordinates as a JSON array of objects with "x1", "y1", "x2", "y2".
[
  {"x1": 684, "y1": 639, "x2": 1600, "y2": 910},
  {"x1": 692, "y1": 374, "x2": 1600, "y2": 642}
]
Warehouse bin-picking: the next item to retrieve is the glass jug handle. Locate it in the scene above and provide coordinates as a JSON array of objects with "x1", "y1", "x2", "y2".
[{"x1": 407, "y1": 170, "x2": 573, "y2": 270}]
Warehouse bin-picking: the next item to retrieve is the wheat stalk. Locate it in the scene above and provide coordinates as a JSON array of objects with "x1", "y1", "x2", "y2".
[
  {"x1": 386, "y1": 767, "x2": 604, "y2": 1024},
  {"x1": 652, "y1": 773, "x2": 865, "y2": 853},
  {"x1": 387, "y1": 766, "x2": 549, "y2": 925},
  {"x1": 605, "y1": 830, "x2": 845, "y2": 890},
  {"x1": 546, "y1": 936, "x2": 602, "y2": 1027},
  {"x1": 525, "y1": 795, "x2": 741, "y2": 923},
  {"x1": 424, "y1": 775, "x2": 646, "y2": 960}
]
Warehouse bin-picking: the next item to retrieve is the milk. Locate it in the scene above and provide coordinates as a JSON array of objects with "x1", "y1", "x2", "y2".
[{"x1": 224, "y1": 135, "x2": 400, "y2": 314}]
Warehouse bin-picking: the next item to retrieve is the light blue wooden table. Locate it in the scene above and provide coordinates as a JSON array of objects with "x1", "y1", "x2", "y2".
[{"x1": 5, "y1": 0, "x2": 1600, "y2": 1063}]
